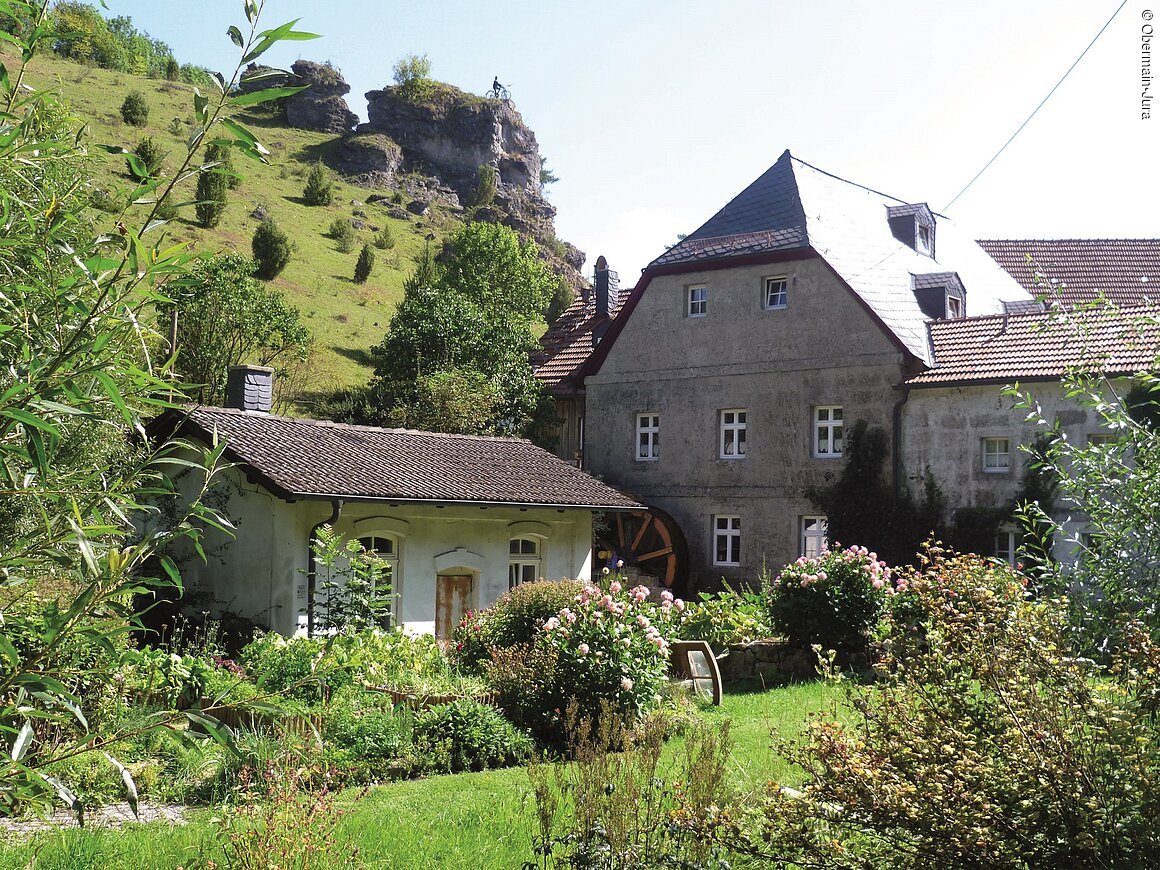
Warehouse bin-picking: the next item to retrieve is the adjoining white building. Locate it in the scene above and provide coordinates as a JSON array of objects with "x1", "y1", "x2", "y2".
[{"x1": 161, "y1": 366, "x2": 641, "y2": 637}]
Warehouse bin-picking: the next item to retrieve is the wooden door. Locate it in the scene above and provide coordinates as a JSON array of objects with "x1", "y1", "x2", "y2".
[{"x1": 435, "y1": 574, "x2": 472, "y2": 639}]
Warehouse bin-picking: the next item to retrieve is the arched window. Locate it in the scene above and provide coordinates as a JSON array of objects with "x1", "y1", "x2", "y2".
[
  {"x1": 356, "y1": 534, "x2": 399, "y2": 628},
  {"x1": 508, "y1": 537, "x2": 541, "y2": 590}
]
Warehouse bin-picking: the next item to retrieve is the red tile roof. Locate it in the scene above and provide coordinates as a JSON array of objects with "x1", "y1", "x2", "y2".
[
  {"x1": 977, "y1": 239, "x2": 1160, "y2": 307},
  {"x1": 170, "y1": 406, "x2": 643, "y2": 509},
  {"x1": 533, "y1": 291, "x2": 623, "y2": 396},
  {"x1": 906, "y1": 304, "x2": 1160, "y2": 386}
]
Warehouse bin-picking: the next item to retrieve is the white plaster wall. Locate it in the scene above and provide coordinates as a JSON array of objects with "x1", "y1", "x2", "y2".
[{"x1": 175, "y1": 466, "x2": 596, "y2": 637}]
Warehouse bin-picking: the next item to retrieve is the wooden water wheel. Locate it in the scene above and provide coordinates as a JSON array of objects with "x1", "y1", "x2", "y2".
[{"x1": 599, "y1": 507, "x2": 689, "y2": 594}]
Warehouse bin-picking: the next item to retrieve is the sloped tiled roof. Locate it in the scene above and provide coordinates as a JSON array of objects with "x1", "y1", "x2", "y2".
[
  {"x1": 533, "y1": 291, "x2": 624, "y2": 395},
  {"x1": 172, "y1": 406, "x2": 642, "y2": 509},
  {"x1": 643, "y1": 150, "x2": 1031, "y2": 365},
  {"x1": 906, "y1": 305, "x2": 1160, "y2": 386},
  {"x1": 977, "y1": 239, "x2": 1160, "y2": 307}
]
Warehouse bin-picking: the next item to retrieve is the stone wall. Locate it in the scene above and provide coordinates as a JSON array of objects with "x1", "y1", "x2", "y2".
[{"x1": 717, "y1": 641, "x2": 816, "y2": 683}]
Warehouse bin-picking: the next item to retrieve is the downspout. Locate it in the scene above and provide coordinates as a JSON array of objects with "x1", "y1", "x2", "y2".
[
  {"x1": 307, "y1": 499, "x2": 343, "y2": 636},
  {"x1": 892, "y1": 385, "x2": 911, "y2": 499}
]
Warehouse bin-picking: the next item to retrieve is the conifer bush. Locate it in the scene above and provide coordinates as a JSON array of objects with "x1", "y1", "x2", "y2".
[
  {"x1": 252, "y1": 218, "x2": 292, "y2": 280},
  {"x1": 194, "y1": 144, "x2": 229, "y2": 228},
  {"x1": 302, "y1": 160, "x2": 334, "y2": 206},
  {"x1": 373, "y1": 225, "x2": 395, "y2": 249},
  {"x1": 327, "y1": 216, "x2": 355, "y2": 252},
  {"x1": 120, "y1": 90, "x2": 148, "y2": 126},
  {"x1": 353, "y1": 243, "x2": 374, "y2": 284},
  {"x1": 128, "y1": 135, "x2": 166, "y2": 179}
]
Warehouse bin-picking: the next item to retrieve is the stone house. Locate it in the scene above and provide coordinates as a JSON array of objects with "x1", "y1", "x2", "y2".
[
  {"x1": 538, "y1": 150, "x2": 1159, "y2": 591},
  {"x1": 160, "y1": 367, "x2": 641, "y2": 637}
]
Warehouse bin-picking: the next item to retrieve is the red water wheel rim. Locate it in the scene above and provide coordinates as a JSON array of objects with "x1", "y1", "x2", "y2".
[{"x1": 609, "y1": 509, "x2": 684, "y2": 589}]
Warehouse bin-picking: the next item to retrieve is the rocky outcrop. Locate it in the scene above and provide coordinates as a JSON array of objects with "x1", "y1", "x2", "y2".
[
  {"x1": 335, "y1": 133, "x2": 403, "y2": 187},
  {"x1": 360, "y1": 85, "x2": 556, "y2": 240},
  {"x1": 284, "y1": 60, "x2": 358, "y2": 134},
  {"x1": 239, "y1": 61, "x2": 357, "y2": 134}
]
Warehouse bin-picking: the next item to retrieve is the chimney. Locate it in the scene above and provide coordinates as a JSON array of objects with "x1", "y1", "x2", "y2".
[
  {"x1": 595, "y1": 255, "x2": 610, "y2": 319},
  {"x1": 225, "y1": 365, "x2": 274, "y2": 413}
]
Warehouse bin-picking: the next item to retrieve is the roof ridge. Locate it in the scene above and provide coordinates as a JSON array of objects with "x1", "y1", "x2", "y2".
[
  {"x1": 788, "y1": 154, "x2": 934, "y2": 215},
  {"x1": 978, "y1": 238, "x2": 1160, "y2": 244},
  {"x1": 188, "y1": 405, "x2": 536, "y2": 445}
]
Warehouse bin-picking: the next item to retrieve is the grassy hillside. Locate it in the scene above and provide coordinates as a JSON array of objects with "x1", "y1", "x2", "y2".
[{"x1": 2, "y1": 45, "x2": 467, "y2": 406}]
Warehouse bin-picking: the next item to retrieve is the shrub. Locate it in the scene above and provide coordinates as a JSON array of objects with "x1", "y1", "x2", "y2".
[
  {"x1": 468, "y1": 163, "x2": 496, "y2": 209},
  {"x1": 252, "y1": 218, "x2": 291, "y2": 279},
  {"x1": 413, "y1": 698, "x2": 533, "y2": 772},
  {"x1": 674, "y1": 584, "x2": 772, "y2": 651},
  {"x1": 452, "y1": 579, "x2": 587, "y2": 673},
  {"x1": 487, "y1": 579, "x2": 676, "y2": 747},
  {"x1": 320, "y1": 687, "x2": 408, "y2": 781},
  {"x1": 128, "y1": 135, "x2": 166, "y2": 179},
  {"x1": 302, "y1": 160, "x2": 333, "y2": 206},
  {"x1": 373, "y1": 225, "x2": 395, "y2": 249},
  {"x1": 392, "y1": 52, "x2": 433, "y2": 102},
  {"x1": 195, "y1": 145, "x2": 229, "y2": 228},
  {"x1": 768, "y1": 544, "x2": 897, "y2": 658},
  {"x1": 311, "y1": 525, "x2": 392, "y2": 632},
  {"x1": 328, "y1": 216, "x2": 355, "y2": 251},
  {"x1": 164, "y1": 57, "x2": 180, "y2": 81},
  {"x1": 528, "y1": 704, "x2": 735, "y2": 868},
  {"x1": 718, "y1": 549, "x2": 1160, "y2": 867},
  {"x1": 120, "y1": 90, "x2": 148, "y2": 126},
  {"x1": 353, "y1": 243, "x2": 375, "y2": 284}
]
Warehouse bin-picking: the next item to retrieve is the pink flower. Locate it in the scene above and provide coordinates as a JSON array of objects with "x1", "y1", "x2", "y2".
[
  {"x1": 620, "y1": 637, "x2": 631, "y2": 648},
  {"x1": 601, "y1": 594, "x2": 614, "y2": 608},
  {"x1": 800, "y1": 578, "x2": 811, "y2": 587},
  {"x1": 578, "y1": 643, "x2": 590, "y2": 656},
  {"x1": 674, "y1": 599, "x2": 685, "y2": 612},
  {"x1": 544, "y1": 617, "x2": 560, "y2": 631},
  {"x1": 610, "y1": 580, "x2": 622, "y2": 593},
  {"x1": 620, "y1": 676, "x2": 634, "y2": 691},
  {"x1": 817, "y1": 571, "x2": 828, "y2": 582},
  {"x1": 872, "y1": 578, "x2": 885, "y2": 589},
  {"x1": 660, "y1": 590, "x2": 674, "y2": 603}
]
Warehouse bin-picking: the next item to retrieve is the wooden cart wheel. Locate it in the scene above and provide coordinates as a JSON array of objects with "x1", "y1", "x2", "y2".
[{"x1": 599, "y1": 507, "x2": 688, "y2": 594}]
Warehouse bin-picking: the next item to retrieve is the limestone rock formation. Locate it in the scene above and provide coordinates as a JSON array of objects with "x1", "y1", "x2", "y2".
[
  {"x1": 284, "y1": 60, "x2": 358, "y2": 134},
  {"x1": 360, "y1": 85, "x2": 556, "y2": 240},
  {"x1": 335, "y1": 133, "x2": 403, "y2": 187}
]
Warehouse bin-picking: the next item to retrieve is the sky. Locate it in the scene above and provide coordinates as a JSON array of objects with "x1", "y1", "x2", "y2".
[{"x1": 107, "y1": 0, "x2": 1155, "y2": 284}]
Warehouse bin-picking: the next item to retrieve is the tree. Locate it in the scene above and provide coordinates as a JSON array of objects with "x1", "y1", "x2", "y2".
[
  {"x1": 165, "y1": 253, "x2": 312, "y2": 405},
  {"x1": 129, "y1": 135, "x2": 166, "y2": 179},
  {"x1": 164, "y1": 56, "x2": 180, "y2": 81},
  {"x1": 302, "y1": 160, "x2": 333, "y2": 206},
  {"x1": 350, "y1": 222, "x2": 560, "y2": 443},
  {"x1": 392, "y1": 52, "x2": 433, "y2": 102},
  {"x1": 252, "y1": 218, "x2": 292, "y2": 280},
  {"x1": 0, "y1": 0, "x2": 315, "y2": 818},
  {"x1": 353, "y1": 243, "x2": 375, "y2": 284},
  {"x1": 194, "y1": 143, "x2": 229, "y2": 228},
  {"x1": 544, "y1": 281, "x2": 575, "y2": 326},
  {"x1": 120, "y1": 90, "x2": 148, "y2": 126}
]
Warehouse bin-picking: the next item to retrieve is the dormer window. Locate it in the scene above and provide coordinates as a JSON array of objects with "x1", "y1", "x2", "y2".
[
  {"x1": 916, "y1": 221, "x2": 934, "y2": 255},
  {"x1": 887, "y1": 203, "x2": 936, "y2": 258},
  {"x1": 912, "y1": 272, "x2": 966, "y2": 321}
]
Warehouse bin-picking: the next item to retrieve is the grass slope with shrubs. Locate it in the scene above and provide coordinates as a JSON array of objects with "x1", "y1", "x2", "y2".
[{"x1": 0, "y1": 42, "x2": 459, "y2": 403}]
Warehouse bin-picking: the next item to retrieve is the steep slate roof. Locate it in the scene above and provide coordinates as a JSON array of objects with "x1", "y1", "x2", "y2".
[
  {"x1": 977, "y1": 239, "x2": 1160, "y2": 307},
  {"x1": 533, "y1": 290, "x2": 624, "y2": 396},
  {"x1": 172, "y1": 406, "x2": 642, "y2": 509},
  {"x1": 647, "y1": 150, "x2": 1031, "y2": 366},
  {"x1": 906, "y1": 305, "x2": 1160, "y2": 386}
]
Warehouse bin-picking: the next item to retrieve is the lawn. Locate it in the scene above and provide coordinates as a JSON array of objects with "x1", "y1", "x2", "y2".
[{"x1": 0, "y1": 682, "x2": 840, "y2": 869}]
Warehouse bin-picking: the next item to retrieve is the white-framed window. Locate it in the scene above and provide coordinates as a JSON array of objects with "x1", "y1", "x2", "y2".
[
  {"x1": 687, "y1": 284, "x2": 707, "y2": 317},
  {"x1": 813, "y1": 406, "x2": 843, "y2": 457},
  {"x1": 719, "y1": 409, "x2": 747, "y2": 458},
  {"x1": 713, "y1": 515, "x2": 741, "y2": 566},
  {"x1": 508, "y1": 537, "x2": 542, "y2": 589},
  {"x1": 916, "y1": 221, "x2": 934, "y2": 255},
  {"x1": 355, "y1": 534, "x2": 399, "y2": 628},
  {"x1": 982, "y1": 437, "x2": 1010, "y2": 472},
  {"x1": 994, "y1": 528, "x2": 1019, "y2": 566},
  {"x1": 636, "y1": 413, "x2": 659, "y2": 461},
  {"x1": 946, "y1": 295, "x2": 964, "y2": 319},
  {"x1": 800, "y1": 516, "x2": 828, "y2": 558},
  {"x1": 764, "y1": 275, "x2": 788, "y2": 310},
  {"x1": 1088, "y1": 432, "x2": 1116, "y2": 447}
]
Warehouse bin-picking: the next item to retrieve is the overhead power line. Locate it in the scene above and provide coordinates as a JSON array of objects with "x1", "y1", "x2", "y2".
[{"x1": 942, "y1": 0, "x2": 1128, "y2": 213}]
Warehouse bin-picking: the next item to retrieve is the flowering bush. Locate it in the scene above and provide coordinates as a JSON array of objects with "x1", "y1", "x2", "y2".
[
  {"x1": 451, "y1": 579, "x2": 586, "y2": 673},
  {"x1": 673, "y1": 586, "x2": 772, "y2": 652},
  {"x1": 488, "y1": 578, "x2": 680, "y2": 747},
  {"x1": 711, "y1": 550, "x2": 1160, "y2": 867},
  {"x1": 768, "y1": 545, "x2": 899, "y2": 657}
]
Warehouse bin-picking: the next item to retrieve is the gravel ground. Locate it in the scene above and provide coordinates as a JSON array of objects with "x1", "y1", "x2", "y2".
[{"x1": 0, "y1": 802, "x2": 187, "y2": 838}]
